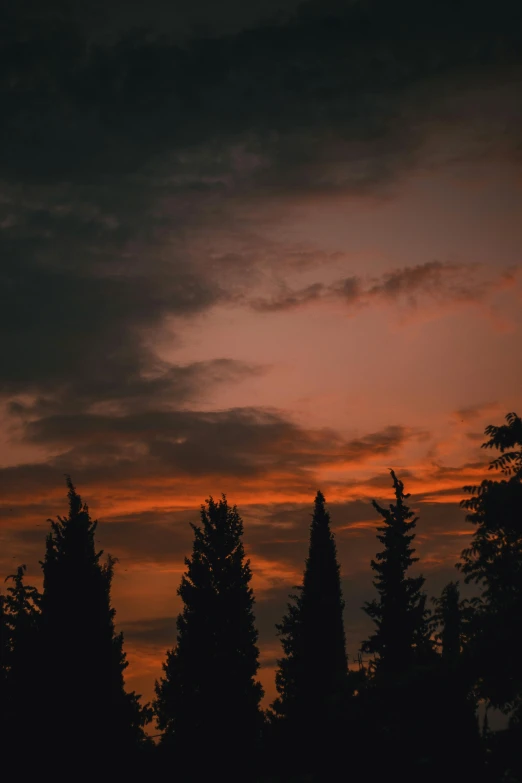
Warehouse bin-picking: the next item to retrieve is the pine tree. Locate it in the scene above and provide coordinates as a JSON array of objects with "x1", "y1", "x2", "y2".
[
  {"x1": 362, "y1": 470, "x2": 429, "y2": 674},
  {"x1": 271, "y1": 491, "x2": 348, "y2": 778},
  {"x1": 358, "y1": 471, "x2": 437, "y2": 782},
  {"x1": 154, "y1": 495, "x2": 263, "y2": 782},
  {"x1": 38, "y1": 477, "x2": 150, "y2": 772}
]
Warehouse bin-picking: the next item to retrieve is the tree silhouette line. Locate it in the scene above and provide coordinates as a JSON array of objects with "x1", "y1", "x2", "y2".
[{"x1": 1, "y1": 412, "x2": 521, "y2": 782}]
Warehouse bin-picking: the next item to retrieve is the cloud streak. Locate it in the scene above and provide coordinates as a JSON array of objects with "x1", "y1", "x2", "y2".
[
  {"x1": 3, "y1": 411, "x2": 413, "y2": 494},
  {"x1": 248, "y1": 262, "x2": 520, "y2": 313}
]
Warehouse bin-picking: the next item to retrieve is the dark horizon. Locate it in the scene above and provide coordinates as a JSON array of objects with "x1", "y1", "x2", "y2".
[{"x1": 2, "y1": 411, "x2": 522, "y2": 781}]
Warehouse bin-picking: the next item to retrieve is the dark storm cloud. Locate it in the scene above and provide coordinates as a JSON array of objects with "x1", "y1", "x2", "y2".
[
  {"x1": 1, "y1": 0, "x2": 521, "y2": 414},
  {"x1": 3, "y1": 0, "x2": 521, "y2": 186},
  {"x1": 6, "y1": 356, "x2": 262, "y2": 417},
  {"x1": 0, "y1": 185, "x2": 230, "y2": 420},
  {"x1": 67, "y1": 0, "x2": 305, "y2": 42},
  {"x1": 0, "y1": 256, "x2": 219, "y2": 399}
]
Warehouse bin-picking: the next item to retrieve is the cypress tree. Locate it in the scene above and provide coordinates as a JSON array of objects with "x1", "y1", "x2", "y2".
[
  {"x1": 38, "y1": 478, "x2": 149, "y2": 772},
  {"x1": 362, "y1": 470, "x2": 429, "y2": 673},
  {"x1": 272, "y1": 491, "x2": 348, "y2": 778},
  {"x1": 154, "y1": 495, "x2": 263, "y2": 782}
]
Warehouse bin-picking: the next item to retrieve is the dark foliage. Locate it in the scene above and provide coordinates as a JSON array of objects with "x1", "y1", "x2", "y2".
[
  {"x1": 271, "y1": 491, "x2": 349, "y2": 779},
  {"x1": 154, "y1": 495, "x2": 263, "y2": 782},
  {"x1": 0, "y1": 592, "x2": 9, "y2": 756},
  {"x1": 1, "y1": 565, "x2": 41, "y2": 757},
  {"x1": 426, "y1": 581, "x2": 484, "y2": 781},
  {"x1": 431, "y1": 581, "x2": 466, "y2": 663},
  {"x1": 458, "y1": 413, "x2": 522, "y2": 711},
  {"x1": 357, "y1": 471, "x2": 444, "y2": 782},
  {"x1": 2, "y1": 416, "x2": 522, "y2": 780},
  {"x1": 362, "y1": 470, "x2": 430, "y2": 673},
  {"x1": 38, "y1": 477, "x2": 150, "y2": 773},
  {"x1": 457, "y1": 413, "x2": 522, "y2": 780}
]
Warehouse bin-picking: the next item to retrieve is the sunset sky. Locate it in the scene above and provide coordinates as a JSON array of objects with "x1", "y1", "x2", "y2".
[{"x1": 1, "y1": 0, "x2": 521, "y2": 711}]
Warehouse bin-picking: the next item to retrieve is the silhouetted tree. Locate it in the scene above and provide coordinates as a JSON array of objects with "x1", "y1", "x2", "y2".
[
  {"x1": 271, "y1": 491, "x2": 348, "y2": 779},
  {"x1": 154, "y1": 495, "x2": 263, "y2": 782},
  {"x1": 458, "y1": 413, "x2": 522, "y2": 779},
  {"x1": 428, "y1": 581, "x2": 482, "y2": 781},
  {"x1": 2, "y1": 564, "x2": 41, "y2": 755},
  {"x1": 4, "y1": 565, "x2": 41, "y2": 663},
  {"x1": 458, "y1": 412, "x2": 522, "y2": 701},
  {"x1": 0, "y1": 592, "x2": 8, "y2": 757},
  {"x1": 38, "y1": 477, "x2": 150, "y2": 772},
  {"x1": 362, "y1": 470, "x2": 429, "y2": 673},
  {"x1": 359, "y1": 471, "x2": 435, "y2": 782},
  {"x1": 431, "y1": 581, "x2": 467, "y2": 664}
]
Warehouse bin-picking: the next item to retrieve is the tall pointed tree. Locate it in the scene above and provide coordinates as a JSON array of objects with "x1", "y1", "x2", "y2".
[
  {"x1": 271, "y1": 491, "x2": 348, "y2": 777},
  {"x1": 38, "y1": 478, "x2": 149, "y2": 771},
  {"x1": 358, "y1": 472, "x2": 435, "y2": 781},
  {"x1": 154, "y1": 495, "x2": 263, "y2": 782},
  {"x1": 362, "y1": 470, "x2": 429, "y2": 674}
]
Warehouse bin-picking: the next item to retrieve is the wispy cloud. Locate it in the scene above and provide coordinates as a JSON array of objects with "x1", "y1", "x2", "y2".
[{"x1": 249, "y1": 262, "x2": 520, "y2": 314}]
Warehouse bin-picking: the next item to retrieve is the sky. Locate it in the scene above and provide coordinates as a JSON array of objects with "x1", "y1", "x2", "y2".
[{"x1": 1, "y1": 0, "x2": 522, "y2": 714}]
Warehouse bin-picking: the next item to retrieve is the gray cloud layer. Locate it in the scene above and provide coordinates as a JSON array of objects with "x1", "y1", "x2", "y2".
[
  {"x1": 2, "y1": 0, "x2": 521, "y2": 420},
  {"x1": 0, "y1": 412, "x2": 412, "y2": 494}
]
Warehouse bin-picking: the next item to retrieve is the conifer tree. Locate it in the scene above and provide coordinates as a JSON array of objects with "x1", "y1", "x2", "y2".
[
  {"x1": 273, "y1": 491, "x2": 347, "y2": 715},
  {"x1": 154, "y1": 495, "x2": 263, "y2": 782},
  {"x1": 38, "y1": 478, "x2": 149, "y2": 771},
  {"x1": 362, "y1": 470, "x2": 429, "y2": 673},
  {"x1": 271, "y1": 491, "x2": 348, "y2": 778},
  {"x1": 360, "y1": 472, "x2": 436, "y2": 781}
]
